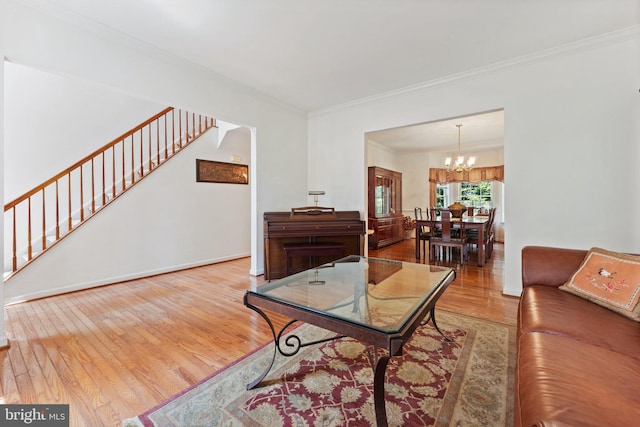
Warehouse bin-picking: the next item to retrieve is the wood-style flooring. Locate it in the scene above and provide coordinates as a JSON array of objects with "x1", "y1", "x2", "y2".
[{"x1": 0, "y1": 239, "x2": 518, "y2": 426}]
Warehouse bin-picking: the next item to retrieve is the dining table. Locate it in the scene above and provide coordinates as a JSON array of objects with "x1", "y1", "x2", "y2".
[{"x1": 415, "y1": 215, "x2": 490, "y2": 266}]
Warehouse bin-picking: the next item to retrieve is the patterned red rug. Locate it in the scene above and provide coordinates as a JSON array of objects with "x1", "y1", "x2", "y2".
[{"x1": 123, "y1": 310, "x2": 515, "y2": 427}]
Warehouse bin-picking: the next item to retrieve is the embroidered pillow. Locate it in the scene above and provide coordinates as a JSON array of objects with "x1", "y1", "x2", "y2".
[{"x1": 560, "y1": 247, "x2": 640, "y2": 321}]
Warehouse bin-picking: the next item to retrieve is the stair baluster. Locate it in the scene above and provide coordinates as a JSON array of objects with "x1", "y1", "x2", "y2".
[{"x1": 4, "y1": 107, "x2": 216, "y2": 280}]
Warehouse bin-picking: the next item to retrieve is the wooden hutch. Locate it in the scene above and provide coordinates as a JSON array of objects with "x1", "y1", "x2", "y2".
[{"x1": 368, "y1": 166, "x2": 404, "y2": 249}]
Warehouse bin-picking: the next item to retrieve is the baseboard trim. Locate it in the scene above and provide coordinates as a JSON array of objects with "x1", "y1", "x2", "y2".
[
  {"x1": 4, "y1": 253, "x2": 251, "y2": 306},
  {"x1": 249, "y1": 267, "x2": 264, "y2": 277},
  {"x1": 502, "y1": 286, "x2": 522, "y2": 297}
]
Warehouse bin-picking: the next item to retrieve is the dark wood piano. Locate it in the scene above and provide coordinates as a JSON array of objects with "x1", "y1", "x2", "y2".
[{"x1": 264, "y1": 208, "x2": 366, "y2": 280}]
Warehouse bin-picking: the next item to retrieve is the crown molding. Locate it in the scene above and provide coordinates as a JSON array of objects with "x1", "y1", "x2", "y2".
[
  {"x1": 310, "y1": 25, "x2": 640, "y2": 118},
  {"x1": 366, "y1": 139, "x2": 397, "y2": 155}
]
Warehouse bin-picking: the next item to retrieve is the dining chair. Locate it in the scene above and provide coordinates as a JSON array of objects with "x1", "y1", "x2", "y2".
[
  {"x1": 429, "y1": 210, "x2": 468, "y2": 265},
  {"x1": 467, "y1": 207, "x2": 496, "y2": 261},
  {"x1": 485, "y1": 207, "x2": 497, "y2": 258},
  {"x1": 430, "y1": 207, "x2": 439, "y2": 223},
  {"x1": 414, "y1": 207, "x2": 430, "y2": 258}
]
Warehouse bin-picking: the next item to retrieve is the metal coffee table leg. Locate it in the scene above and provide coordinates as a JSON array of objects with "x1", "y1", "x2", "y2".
[
  {"x1": 245, "y1": 300, "x2": 344, "y2": 390},
  {"x1": 373, "y1": 354, "x2": 391, "y2": 427}
]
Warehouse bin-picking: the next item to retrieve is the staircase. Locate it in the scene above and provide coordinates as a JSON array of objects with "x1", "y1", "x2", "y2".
[{"x1": 4, "y1": 107, "x2": 216, "y2": 280}]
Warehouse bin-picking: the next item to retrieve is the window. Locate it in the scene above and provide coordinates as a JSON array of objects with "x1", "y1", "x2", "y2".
[
  {"x1": 436, "y1": 184, "x2": 449, "y2": 208},
  {"x1": 460, "y1": 181, "x2": 492, "y2": 209}
]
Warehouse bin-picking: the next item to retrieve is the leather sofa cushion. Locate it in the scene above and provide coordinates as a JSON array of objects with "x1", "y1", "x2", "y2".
[
  {"x1": 518, "y1": 285, "x2": 640, "y2": 360},
  {"x1": 516, "y1": 332, "x2": 640, "y2": 427}
]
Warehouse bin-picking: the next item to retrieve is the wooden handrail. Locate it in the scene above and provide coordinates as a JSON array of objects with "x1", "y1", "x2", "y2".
[
  {"x1": 4, "y1": 107, "x2": 216, "y2": 278},
  {"x1": 5, "y1": 107, "x2": 174, "y2": 210}
]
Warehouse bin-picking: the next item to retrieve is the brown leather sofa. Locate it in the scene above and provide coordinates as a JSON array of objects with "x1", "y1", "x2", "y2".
[{"x1": 515, "y1": 246, "x2": 640, "y2": 427}]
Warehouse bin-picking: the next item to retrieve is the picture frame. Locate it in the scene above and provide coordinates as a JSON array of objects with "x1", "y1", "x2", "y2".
[{"x1": 196, "y1": 159, "x2": 249, "y2": 185}]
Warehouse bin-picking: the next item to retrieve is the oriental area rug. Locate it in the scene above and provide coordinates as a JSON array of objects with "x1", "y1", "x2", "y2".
[{"x1": 123, "y1": 311, "x2": 515, "y2": 427}]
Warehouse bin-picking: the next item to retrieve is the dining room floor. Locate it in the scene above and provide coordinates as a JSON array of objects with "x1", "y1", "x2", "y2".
[{"x1": 368, "y1": 238, "x2": 518, "y2": 325}]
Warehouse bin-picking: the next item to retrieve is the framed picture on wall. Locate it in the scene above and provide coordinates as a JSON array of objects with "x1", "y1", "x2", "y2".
[{"x1": 196, "y1": 159, "x2": 249, "y2": 184}]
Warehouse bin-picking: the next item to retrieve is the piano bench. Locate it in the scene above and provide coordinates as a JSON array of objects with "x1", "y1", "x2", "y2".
[{"x1": 283, "y1": 243, "x2": 345, "y2": 276}]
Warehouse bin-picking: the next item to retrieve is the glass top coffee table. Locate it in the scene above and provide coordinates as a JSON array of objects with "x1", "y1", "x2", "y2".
[{"x1": 244, "y1": 255, "x2": 456, "y2": 427}]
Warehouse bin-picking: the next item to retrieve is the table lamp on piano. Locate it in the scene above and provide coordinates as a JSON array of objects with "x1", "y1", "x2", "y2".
[
  {"x1": 290, "y1": 191, "x2": 334, "y2": 216},
  {"x1": 309, "y1": 190, "x2": 325, "y2": 207}
]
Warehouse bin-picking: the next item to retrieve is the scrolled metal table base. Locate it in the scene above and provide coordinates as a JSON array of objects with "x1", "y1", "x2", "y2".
[
  {"x1": 245, "y1": 302, "x2": 344, "y2": 390},
  {"x1": 245, "y1": 302, "x2": 449, "y2": 427}
]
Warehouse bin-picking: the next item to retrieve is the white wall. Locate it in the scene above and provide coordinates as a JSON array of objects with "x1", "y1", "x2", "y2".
[
  {"x1": 1, "y1": 0, "x2": 308, "y2": 306},
  {"x1": 0, "y1": 4, "x2": 7, "y2": 346},
  {"x1": 397, "y1": 151, "x2": 430, "y2": 218},
  {"x1": 4, "y1": 62, "x2": 167, "y2": 201},
  {"x1": 366, "y1": 140, "x2": 399, "y2": 172},
  {"x1": 309, "y1": 30, "x2": 640, "y2": 296},
  {"x1": 4, "y1": 127, "x2": 255, "y2": 303},
  {"x1": 4, "y1": 63, "x2": 175, "y2": 269}
]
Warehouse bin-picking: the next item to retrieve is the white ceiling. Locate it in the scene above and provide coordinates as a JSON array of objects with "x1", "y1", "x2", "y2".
[
  {"x1": 18, "y1": 0, "x2": 639, "y2": 151},
  {"x1": 367, "y1": 109, "x2": 504, "y2": 153}
]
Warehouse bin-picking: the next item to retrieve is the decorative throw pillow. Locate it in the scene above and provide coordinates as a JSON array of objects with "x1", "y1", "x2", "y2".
[{"x1": 560, "y1": 247, "x2": 640, "y2": 321}]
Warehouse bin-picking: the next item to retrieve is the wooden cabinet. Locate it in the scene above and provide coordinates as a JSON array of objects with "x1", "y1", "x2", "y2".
[
  {"x1": 368, "y1": 166, "x2": 403, "y2": 249},
  {"x1": 368, "y1": 215, "x2": 404, "y2": 249}
]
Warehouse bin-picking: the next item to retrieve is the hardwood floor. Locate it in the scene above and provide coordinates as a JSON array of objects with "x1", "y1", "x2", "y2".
[
  {"x1": 0, "y1": 239, "x2": 518, "y2": 426},
  {"x1": 369, "y1": 239, "x2": 518, "y2": 325}
]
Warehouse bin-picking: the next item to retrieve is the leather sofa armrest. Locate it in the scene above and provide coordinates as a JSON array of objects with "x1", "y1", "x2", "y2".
[{"x1": 521, "y1": 246, "x2": 587, "y2": 288}]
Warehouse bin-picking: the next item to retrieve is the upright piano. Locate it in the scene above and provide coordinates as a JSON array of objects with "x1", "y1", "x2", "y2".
[{"x1": 263, "y1": 208, "x2": 366, "y2": 280}]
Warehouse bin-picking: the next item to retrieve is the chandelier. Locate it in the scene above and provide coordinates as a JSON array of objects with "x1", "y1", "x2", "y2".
[{"x1": 444, "y1": 124, "x2": 476, "y2": 173}]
